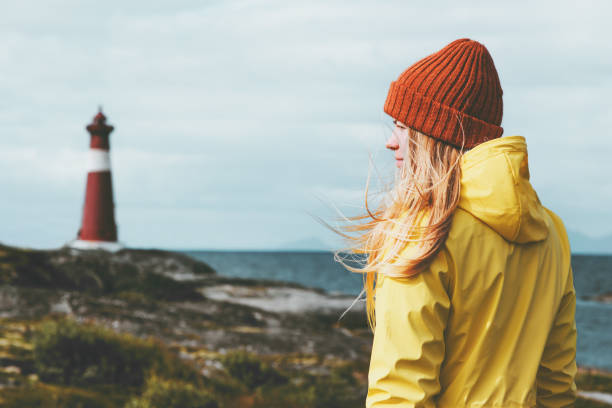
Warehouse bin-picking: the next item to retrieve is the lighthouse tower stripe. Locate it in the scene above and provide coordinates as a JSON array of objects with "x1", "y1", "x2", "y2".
[{"x1": 88, "y1": 148, "x2": 111, "y2": 172}]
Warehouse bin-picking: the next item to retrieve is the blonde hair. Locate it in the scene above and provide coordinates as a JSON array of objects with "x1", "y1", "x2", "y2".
[{"x1": 334, "y1": 126, "x2": 464, "y2": 331}]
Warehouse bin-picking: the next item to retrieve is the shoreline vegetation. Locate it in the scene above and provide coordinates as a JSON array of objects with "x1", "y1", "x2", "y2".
[{"x1": 0, "y1": 244, "x2": 610, "y2": 407}]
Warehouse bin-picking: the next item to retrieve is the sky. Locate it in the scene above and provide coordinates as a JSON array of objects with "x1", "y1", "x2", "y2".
[{"x1": 1, "y1": 0, "x2": 611, "y2": 250}]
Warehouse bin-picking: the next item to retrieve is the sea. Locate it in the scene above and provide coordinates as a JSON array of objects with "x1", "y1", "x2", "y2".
[{"x1": 183, "y1": 251, "x2": 612, "y2": 372}]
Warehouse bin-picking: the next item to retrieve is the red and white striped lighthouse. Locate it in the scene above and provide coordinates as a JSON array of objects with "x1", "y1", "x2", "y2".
[{"x1": 69, "y1": 108, "x2": 123, "y2": 251}]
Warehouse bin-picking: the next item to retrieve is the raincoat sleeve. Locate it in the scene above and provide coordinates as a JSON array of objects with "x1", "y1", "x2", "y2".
[
  {"x1": 536, "y1": 266, "x2": 578, "y2": 407},
  {"x1": 366, "y1": 264, "x2": 451, "y2": 408}
]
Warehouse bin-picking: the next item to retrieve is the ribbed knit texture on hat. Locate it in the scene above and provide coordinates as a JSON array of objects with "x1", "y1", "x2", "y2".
[{"x1": 384, "y1": 38, "x2": 503, "y2": 149}]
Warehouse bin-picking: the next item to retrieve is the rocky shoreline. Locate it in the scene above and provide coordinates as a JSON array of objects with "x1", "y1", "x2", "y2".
[
  {"x1": 0, "y1": 243, "x2": 610, "y2": 407},
  {"x1": 0, "y1": 244, "x2": 373, "y2": 407}
]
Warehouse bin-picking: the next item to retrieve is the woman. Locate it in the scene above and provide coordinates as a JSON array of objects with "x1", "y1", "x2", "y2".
[{"x1": 339, "y1": 39, "x2": 577, "y2": 407}]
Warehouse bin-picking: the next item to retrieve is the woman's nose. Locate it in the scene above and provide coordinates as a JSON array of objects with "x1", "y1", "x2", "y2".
[{"x1": 386, "y1": 136, "x2": 399, "y2": 150}]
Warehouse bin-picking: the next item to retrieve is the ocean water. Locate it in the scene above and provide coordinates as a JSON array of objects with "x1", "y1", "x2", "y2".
[{"x1": 183, "y1": 251, "x2": 612, "y2": 371}]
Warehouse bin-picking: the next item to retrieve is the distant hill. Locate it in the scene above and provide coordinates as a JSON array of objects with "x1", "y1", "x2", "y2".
[{"x1": 568, "y1": 230, "x2": 612, "y2": 255}]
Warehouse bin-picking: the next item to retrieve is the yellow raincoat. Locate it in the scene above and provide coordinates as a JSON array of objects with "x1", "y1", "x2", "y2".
[{"x1": 366, "y1": 136, "x2": 577, "y2": 408}]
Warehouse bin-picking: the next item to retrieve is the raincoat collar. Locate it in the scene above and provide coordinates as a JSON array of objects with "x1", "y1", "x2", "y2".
[{"x1": 458, "y1": 136, "x2": 550, "y2": 243}]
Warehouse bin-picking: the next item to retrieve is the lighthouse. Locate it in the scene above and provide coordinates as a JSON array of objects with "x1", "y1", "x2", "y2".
[{"x1": 69, "y1": 108, "x2": 123, "y2": 251}]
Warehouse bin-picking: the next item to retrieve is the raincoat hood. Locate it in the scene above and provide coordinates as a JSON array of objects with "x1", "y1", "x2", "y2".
[{"x1": 458, "y1": 135, "x2": 550, "y2": 243}]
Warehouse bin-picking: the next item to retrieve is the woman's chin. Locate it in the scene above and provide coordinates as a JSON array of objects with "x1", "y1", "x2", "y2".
[{"x1": 395, "y1": 160, "x2": 403, "y2": 168}]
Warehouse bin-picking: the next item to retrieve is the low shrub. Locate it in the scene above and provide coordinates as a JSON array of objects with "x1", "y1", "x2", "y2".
[
  {"x1": 0, "y1": 382, "x2": 126, "y2": 408},
  {"x1": 252, "y1": 371, "x2": 362, "y2": 408},
  {"x1": 125, "y1": 375, "x2": 219, "y2": 408},
  {"x1": 220, "y1": 350, "x2": 287, "y2": 390},
  {"x1": 32, "y1": 317, "x2": 199, "y2": 388}
]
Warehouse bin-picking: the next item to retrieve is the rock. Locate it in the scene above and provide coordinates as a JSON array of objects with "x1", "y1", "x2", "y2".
[
  {"x1": 199, "y1": 284, "x2": 364, "y2": 313},
  {"x1": 590, "y1": 292, "x2": 612, "y2": 303},
  {"x1": 50, "y1": 293, "x2": 73, "y2": 315},
  {"x1": 578, "y1": 390, "x2": 612, "y2": 405},
  {"x1": 1, "y1": 365, "x2": 21, "y2": 375}
]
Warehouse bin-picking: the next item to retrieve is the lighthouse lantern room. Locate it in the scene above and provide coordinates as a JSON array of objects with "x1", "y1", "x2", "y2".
[{"x1": 68, "y1": 108, "x2": 123, "y2": 251}]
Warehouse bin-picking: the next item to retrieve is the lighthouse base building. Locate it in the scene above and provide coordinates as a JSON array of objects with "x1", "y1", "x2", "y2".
[
  {"x1": 68, "y1": 109, "x2": 124, "y2": 252},
  {"x1": 69, "y1": 239, "x2": 124, "y2": 252}
]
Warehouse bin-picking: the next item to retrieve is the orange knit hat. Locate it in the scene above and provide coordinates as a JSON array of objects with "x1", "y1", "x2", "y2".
[{"x1": 384, "y1": 38, "x2": 503, "y2": 149}]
